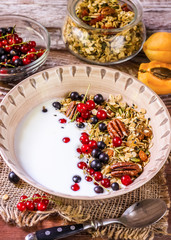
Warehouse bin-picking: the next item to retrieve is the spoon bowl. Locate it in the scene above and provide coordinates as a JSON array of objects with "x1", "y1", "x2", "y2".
[{"x1": 119, "y1": 198, "x2": 167, "y2": 228}]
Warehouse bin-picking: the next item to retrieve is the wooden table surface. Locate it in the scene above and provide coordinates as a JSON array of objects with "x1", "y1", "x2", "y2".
[{"x1": 0, "y1": 0, "x2": 171, "y2": 239}]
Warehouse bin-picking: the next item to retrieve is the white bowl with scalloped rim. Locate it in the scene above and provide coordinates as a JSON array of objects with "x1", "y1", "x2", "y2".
[{"x1": 0, "y1": 65, "x2": 170, "y2": 200}]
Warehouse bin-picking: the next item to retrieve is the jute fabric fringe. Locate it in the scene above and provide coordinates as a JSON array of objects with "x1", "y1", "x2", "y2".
[{"x1": 0, "y1": 154, "x2": 170, "y2": 240}]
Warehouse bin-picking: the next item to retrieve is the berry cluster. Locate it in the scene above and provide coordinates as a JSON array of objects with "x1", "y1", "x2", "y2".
[
  {"x1": 17, "y1": 193, "x2": 49, "y2": 212},
  {"x1": 67, "y1": 91, "x2": 133, "y2": 193},
  {"x1": 0, "y1": 26, "x2": 45, "y2": 73}
]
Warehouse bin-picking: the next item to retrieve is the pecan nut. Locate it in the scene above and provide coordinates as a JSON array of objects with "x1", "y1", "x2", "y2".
[
  {"x1": 107, "y1": 119, "x2": 128, "y2": 139},
  {"x1": 110, "y1": 162, "x2": 142, "y2": 177},
  {"x1": 65, "y1": 101, "x2": 77, "y2": 119}
]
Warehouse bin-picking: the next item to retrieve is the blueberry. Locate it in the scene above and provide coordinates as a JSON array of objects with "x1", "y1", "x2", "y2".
[
  {"x1": 0, "y1": 28, "x2": 7, "y2": 35},
  {"x1": 79, "y1": 94, "x2": 87, "y2": 101},
  {"x1": 99, "y1": 122, "x2": 107, "y2": 131},
  {"x1": 10, "y1": 49, "x2": 19, "y2": 57},
  {"x1": 76, "y1": 122, "x2": 85, "y2": 128},
  {"x1": 97, "y1": 141, "x2": 106, "y2": 150},
  {"x1": 7, "y1": 27, "x2": 15, "y2": 33},
  {"x1": 111, "y1": 182, "x2": 120, "y2": 191},
  {"x1": 0, "y1": 48, "x2": 5, "y2": 56},
  {"x1": 90, "y1": 159, "x2": 102, "y2": 171},
  {"x1": 8, "y1": 171, "x2": 20, "y2": 184},
  {"x1": 99, "y1": 153, "x2": 109, "y2": 163},
  {"x1": 72, "y1": 175, "x2": 81, "y2": 183},
  {"x1": 91, "y1": 148, "x2": 101, "y2": 158},
  {"x1": 70, "y1": 91, "x2": 80, "y2": 100},
  {"x1": 1, "y1": 54, "x2": 8, "y2": 62},
  {"x1": 94, "y1": 94, "x2": 104, "y2": 104},
  {"x1": 14, "y1": 58, "x2": 23, "y2": 67},
  {"x1": 52, "y1": 101, "x2": 61, "y2": 110},
  {"x1": 90, "y1": 116, "x2": 98, "y2": 124},
  {"x1": 94, "y1": 186, "x2": 104, "y2": 194}
]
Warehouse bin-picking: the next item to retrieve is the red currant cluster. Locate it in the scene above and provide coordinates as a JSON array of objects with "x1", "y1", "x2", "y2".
[
  {"x1": 0, "y1": 26, "x2": 45, "y2": 73},
  {"x1": 17, "y1": 193, "x2": 49, "y2": 212}
]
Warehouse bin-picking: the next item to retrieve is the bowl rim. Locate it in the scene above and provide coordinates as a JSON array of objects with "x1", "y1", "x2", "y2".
[
  {"x1": 0, "y1": 14, "x2": 50, "y2": 75},
  {"x1": 0, "y1": 64, "x2": 171, "y2": 200}
]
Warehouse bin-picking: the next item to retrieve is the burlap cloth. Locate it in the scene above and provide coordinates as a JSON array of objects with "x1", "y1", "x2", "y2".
[{"x1": 0, "y1": 153, "x2": 170, "y2": 240}]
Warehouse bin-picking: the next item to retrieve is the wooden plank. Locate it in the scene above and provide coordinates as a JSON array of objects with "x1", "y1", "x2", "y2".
[
  {"x1": 1, "y1": 0, "x2": 171, "y2": 7},
  {"x1": 0, "y1": 4, "x2": 170, "y2": 30}
]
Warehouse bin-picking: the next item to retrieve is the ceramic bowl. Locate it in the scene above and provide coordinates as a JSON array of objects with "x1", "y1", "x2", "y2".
[{"x1": 0, "y1": 65, "x2": 170, "y2": 200}]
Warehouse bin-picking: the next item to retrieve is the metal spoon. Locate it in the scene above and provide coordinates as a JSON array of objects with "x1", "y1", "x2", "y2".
[{"x1": 25, "y1": 198, "x2": 167, "y2": 240}]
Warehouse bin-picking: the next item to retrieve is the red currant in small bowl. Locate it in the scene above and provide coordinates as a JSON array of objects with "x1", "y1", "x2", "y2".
[
  {"x1": 113, "y1": 137, "x2": 122, "y2": 147},
  {"x1": 121, "y1": 175, "x2": 132, "y2": 186},
  {"x1": 96, "y1": 110, "x2": 107, "y2": 120},
  {"x1": 86, "y1": 100, "x2": 95, "y2": 110}
]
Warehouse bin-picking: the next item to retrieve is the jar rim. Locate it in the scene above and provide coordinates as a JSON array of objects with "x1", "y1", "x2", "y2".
[{"x1": 67, "y1": 0, "x2": 143, "y2": 33}]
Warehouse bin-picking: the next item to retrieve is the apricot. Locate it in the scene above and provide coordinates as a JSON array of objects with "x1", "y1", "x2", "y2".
[
  {"x1": 143, "y1": 32, "x2": 171, "y2": 64},
  {"x1": 138, "y1": 61, "x2": 171, "y2": 95}
]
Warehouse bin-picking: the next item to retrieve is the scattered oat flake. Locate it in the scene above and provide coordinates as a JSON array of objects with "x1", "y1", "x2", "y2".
[{"x1": 2, "y1": 194, "x2": 9, "y2": 201}]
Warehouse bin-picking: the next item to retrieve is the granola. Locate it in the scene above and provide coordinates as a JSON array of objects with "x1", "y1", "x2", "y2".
[{"x1": 58, "y1": 91, "x2": 153, "y2": 191}]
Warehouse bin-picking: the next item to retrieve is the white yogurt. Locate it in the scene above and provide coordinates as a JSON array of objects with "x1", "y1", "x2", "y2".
[{"x1": 14, "y1": 100, "x2": 109, "y2": 196}]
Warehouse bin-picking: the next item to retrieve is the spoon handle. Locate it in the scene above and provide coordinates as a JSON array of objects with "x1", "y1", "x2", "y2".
[{"x1": 25, "y1": 219, "x2": 122, "y2": 240}]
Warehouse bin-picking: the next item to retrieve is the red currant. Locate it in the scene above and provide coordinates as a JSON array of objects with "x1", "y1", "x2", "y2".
[
  {"x1": 28, "y1": 41, "x2": 36, "y2": 48},
  {"x1": 30, "y1": 48, "x2": 36, "y2": 52},
  {"x1": 94, "y1": 172, "x2": 103, "y2": 181},
  {"x1": 76, "y1": 148, "x2": 82, "y2": 154},
  {"x1": 85, "y1": 176, "x2": 93, "y2": 182},
  {"x1": 86, "y1": 100, "x2": 95, "y2": 110},
  {"x1": 32, "y1": 193, "x2": 41, "y2": 203},
  {"x1": 59, "y1": 118, "x2": 67, "y2": 124},
  {"x1": 12, "y1": 56, "x2": 20, "y2": 62},
  {"x1": 96, "y1": 110, "x2": 107, "y2": 120},
  {"x1": 26, "y1": 200, "x2": 35, "y2": 211},
  {"x1": 17, "y1": 37, "x2": 23, "y2": 43},
  {"x1": 77, "y1": 161, "x2": 87, "y2": 169},
  {"x1": 77, "y1": 103, "x2": 87, "y2": 113},
  {"x1": 23, "y1": 57, "x2": 31, "y2": 65},
  {"x1": 81, "y1": 132, "x2": 89, "y2": 137},
  {"x1": 71, "y1": 183, "x2": 80, "y2": 191},
  {"x1": 17, "y1": 202, "x2": 26, "y2": 211},
  {"x1": 80, "y1": 135, "x2": 89, "y2": 144},
  {"x1": 37, "y1": 202, "x2": 47, "y2": 211},
  {"x1": 0, "y1": 69, "x2": 7, "y2": 74},
  {"x1": 21, "y1": 45, "x2": 29, "y2": 53},
  {"x1": 0, "y1": 42, "x2": 3, "y2": 48},
  {"x1": 20, "y1": 195, "x2": 28, "y2": 202},
  {"x1": 81, "y1": 144, "x2": 91, "y2": 154},
  {"x1": 88, "y1": 140, "x2": 97, "y2": 149},
  {"x1": 37, "y1": 49, "x2": 44, "y2": 57},
  {"x1": 2, "y1": 39, "x2": 8, "y2": 46},
  {"x1": 81, "y1": 111, "x2": 90, "y2": 119},
  {"x1": 101, "y1": 178, "x2": 110, "y2": 188},
  {"x1": 62, "y1": 137, "x2": 70, "y2": 143},
  {"x1": 87, "y1": 168, "x2": 95, "y2": 176},
  {"x1": 113, "y1": 137, "x2": 122, "y2": 147},
  {"x1": 27, "y1": 51, "x2": 35, "y2": 60},
  {"x1": 76, "y1": 117, "x2": 84, "y2": 123},
  {"x1": 4, "y1": 45, "x2": 12, "y2": 52},
  {"x1": 121, "y1": 175, "x2": 132, "y2": 186},
  {"x1": 42, "y1": 196, "x2": 49, "y2": 206}
]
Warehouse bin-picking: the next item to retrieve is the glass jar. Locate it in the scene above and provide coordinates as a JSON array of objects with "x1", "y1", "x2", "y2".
[{"x1": 62, "y1": 0, "x2": 146, "y2": 65}]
